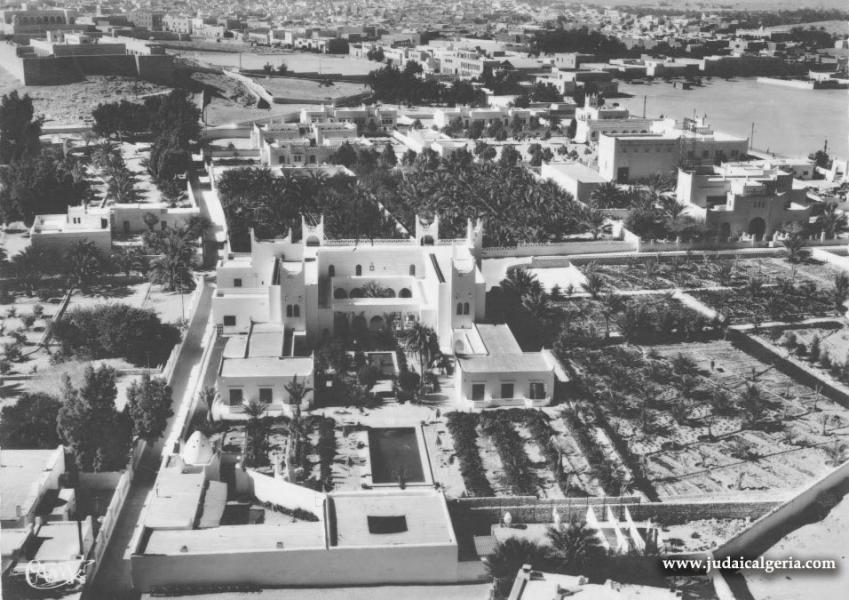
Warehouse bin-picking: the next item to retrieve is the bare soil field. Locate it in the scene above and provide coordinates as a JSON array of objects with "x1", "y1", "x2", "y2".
[
  {"x1": 0, "y1": 70, "x2": 171, "y2": 125},
  {"x1": 251, "y1": 75, "x2": 368, "y2": 102},
  {"x1": 631, "y1": 341, "x2": 849, "y2": 499}
]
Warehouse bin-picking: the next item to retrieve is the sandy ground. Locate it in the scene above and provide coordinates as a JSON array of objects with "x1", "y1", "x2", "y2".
[
  {"x1": 746, "y1": 492, "x2": 849, "y2": 600},
  {"x1": 632, "y1": 341, "x2": 849, "y2": 499},
  {"x1": 252, "y1": 75, "x2": 368, "y2": 101},
  {"x1": 0, "y1": 70, "x2": 171, "y2": 126}
]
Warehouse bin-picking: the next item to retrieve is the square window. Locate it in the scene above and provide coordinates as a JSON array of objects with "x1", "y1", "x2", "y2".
[
  {"x1": 501, "y1": 383, "x2": 514, "y2": 399},
  {"x1": 223, "y1": 315, "x2": 236, "y2": 326},
  {"x1": 234, "y1": 278, "x2": 243, "y2": 288},
  {"x1": 229, "y1": 388, "x2": 243, "y2": 406},
  {"x1": 259, "y1": 388, "x2": 272, "y2": 403},
  {"x1": 471, "y1": 384, "x2": 485, "y2": 401}
]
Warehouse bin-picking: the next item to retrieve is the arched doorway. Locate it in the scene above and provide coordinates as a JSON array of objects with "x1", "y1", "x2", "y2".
[
  {"x1": 369, "y1": 315, "x2": 385, "y2": 331},
  {"x1": 420, "y1": 235, "x2": 434, "y2": 246},
  {"x1": 748, "y1": 217, "x2": 766, "y2": 241}
]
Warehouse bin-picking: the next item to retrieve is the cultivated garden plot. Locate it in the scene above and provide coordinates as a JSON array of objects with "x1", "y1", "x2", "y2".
[
  {"x1": 577, "y1": 255, "x2": 839, "y2": 293},
  {"x1": 690, "y1": 283, "x2": 838, "y2": 324},
  {"x1": 624, "y1": 341, "x2": 849, "y2": 499}
]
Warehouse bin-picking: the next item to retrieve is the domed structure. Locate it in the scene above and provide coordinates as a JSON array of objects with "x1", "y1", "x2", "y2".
[{"x1": 182, "y1": 431, "x2": 214, "y2": 466}]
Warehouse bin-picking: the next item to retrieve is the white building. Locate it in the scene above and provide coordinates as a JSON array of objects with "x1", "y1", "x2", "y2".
[
  {"x1": 211, "y1": 216, "x2": 564, "y2": 415},
  {"x1": 541, "y1": 162, "x2": 608, "y2": 204},
  {"x1": 573, "y1": 97, "x2": 656, "y2": 144},
  {"x1": 598, "y1": 117, "x2": 749, "y2": 182},
  {"x1": 30, "y1": 204, "x2": 111, "y2": 252},
  {"x1": 677, "y1": 162, "x2": 811, "y2": 241}
]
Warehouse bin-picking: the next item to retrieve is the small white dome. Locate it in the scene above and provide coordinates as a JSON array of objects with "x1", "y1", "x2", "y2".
[{"x1": 182, "y1": 431, "x2": 214, "y2": 465}]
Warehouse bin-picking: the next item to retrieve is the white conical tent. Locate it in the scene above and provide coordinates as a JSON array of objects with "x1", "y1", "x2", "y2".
[{"x1": 182, "y1": 431, "x2": 214, "y2": 465}]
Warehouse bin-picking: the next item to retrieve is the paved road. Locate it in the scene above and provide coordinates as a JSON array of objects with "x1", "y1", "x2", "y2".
[{"x1": 84, "y1": 280, "x2": 214, "y2": 600}]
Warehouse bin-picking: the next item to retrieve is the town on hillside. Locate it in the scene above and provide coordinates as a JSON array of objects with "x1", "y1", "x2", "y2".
[{"x1": 1, "y1": 2, "x2": 848, "y2": 600}]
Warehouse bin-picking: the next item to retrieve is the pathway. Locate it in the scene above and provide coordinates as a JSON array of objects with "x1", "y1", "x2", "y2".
[{"x1": 84, "y1": 280, "x2": 214, "y2": 600}]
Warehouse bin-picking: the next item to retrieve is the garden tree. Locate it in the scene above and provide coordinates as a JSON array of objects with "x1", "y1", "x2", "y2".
[
  {"x1": 65, "y1": 240, "x2": 105, "y2": 291},
  {"x1": 0, "y1": 149, "x2": 90, "y2": 225},
  {"x1": 51, "y1": 304, "x2": 180, "y2": 366},
  {"x1": 329, "y1": 142, "x2": 358, "y2": 168},
  {"x1": 106, "y1": 168, "x2": 139, "y2": 203},
  {"x1": 181, "y1": 214, "x2": 214, "y2": 242},
  {"x1": 284, "y1": 376, "x2": 313, "y2": 411},
  {"x1": 57, "y1": 365, "x2": 132, "y2": 471},
  {"x1": 815, "y1": 203, "x2": 847, "y2": 239},
  {"x1": 10, "y1": 246, "x2": 58, "y2": 295},
  {"x1": 532, "y1": 26, "x2": 628, "y2": 55},
  {"x1": 546, "y1": 520, "x2": 605, "y2": 575},
  {"x1": 147, "y1": 132, "x2": 191, "y2": 186},
  {"x1": 783, "y1": 234, "x2": 810, "y2": 263},
  {"x1": 484, "y1": 538, "x2": 549, "y2": 600},
  {"x1": 0, "y1": 91, "x2": 42, "y2": 164},
  {"x1": 0, "y1": 392, "x2": 62, "y2": 449},
  {"x1": 150, "y1": 231, "x2": 197, "y2": 291},
  {"x1": 577, "y1": 206, "x2": 607, "y2": 240},
  {"x1": 833, "y1": 273, "x2": 849, "y2": 314},
  {"x1": 262, "y1": 62, "x2": 274, "y2": 74},
  {"x1": 565, "y1": 118, "x2": 577, "y2": 139},
  {"x1": 401, "y1": 149, "x2": 417, "y2": 166},
  {"x1": 444, "y1": 116, "x2": 465, "y2": 136},
  {"x1": 110, "y1": 246, "x2": 137, "y2": 278},
  {"x1": 740, "y1": 383, "x2": 770, "y2": 428},
  {"x1": 590, "y1": 181, "x2": 626, "y2": 209},
  {"x1": 276, "y1": 61, "x2": 288, "y2": 74},
  {"x1": 581, "y1": 270, "x2": 606, "y2": 299},
  {"x1": 91, "y1": 142, "x2": 125, "y2": 174},
  {"x1": 401, "y1": 322, "x2": 439, "y2": 391},
  {"x1": 530, "y1": 81, "x2": 562, "y2": 102},
  {"x1": 380, "y1": 143, "x2": 397, "y2": 167},
  {"x1": 498, "y1": 145, "x2": 521, "y2": 168},
  {"x1": 366, "y1": 46, "x2": 384, "y2": 61},
  {"x1": 809, "y1": 148, "x2": 832, "y2": 169},
  {"x1": 415, "y1": 147, "x2": 440, "y2": 171},
  {"x1": 148, "y1": 90, "x2": 201, "y2": 147},
  {"x1": 243, "y1": 399, "x2": 270, "y2": 468},
  {"x1": 91, "y1": 100, "x2": 150, "y2": 139},
  {"x1": 447, "y1": 80, "x2": 486, "y2": 107},
  {"x1": 126, "y1": 373, "x2": 174, "y2": 442}
]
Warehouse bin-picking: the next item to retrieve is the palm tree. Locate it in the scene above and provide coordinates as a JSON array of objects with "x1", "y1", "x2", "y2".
[
  {"x1": 143, "y1": 212, "x2": 160, "y2": 232},
  {"x1": 580, "y1": 208, "x2": 608, "y2": 240},
  {"x1": 149, "y1": 232, "x2": 196, "y2": 291},
  {"x1": 581, "y1": 271, "x2": 606, "y2": 299},
  {"x1": 598, "y1": 292, "x2": 624, "y2": 338},
  {"x1": 284, "y1": 376, "x2": 313, "y2": 412},
  {"x1": 65, "y1": 241, "x2": 103, "y2": 292},
  {"x1": 783, "y1": 234, "x2": 810, "y2": 263},
  {"x1": 181, "y1": 215, "x2": 214, "y2": 242},
  {"x1": 546, "y1": 520, "x2": 605, "y2": 574},
  {"x1": 816, "y1": 203, "x2": 847, "y2": 239},
  {"x1": 10, "y1": 247, "x2": 53, "y2": 296},
  {"x1": 107, "y1": 169, "x2": 139, "y2": 204},
  {"x1": 401, "y1": 322, "x2": 438, "y2": 392},
  {"x1": 484, "y1": 538, "x2": 549, "y2": 600},
  {"x1": 740, "y1": 383, "x2": 769, "y2": 428},
  {"x1": 589, "y1": 181, "x2": 624, "y2": 209},
  {"x1": 242, "y1": 399, "x2": 269, "y2": 468},
  {"x1": 833, "y1": 273, "x2": 849, "y2": 314}
]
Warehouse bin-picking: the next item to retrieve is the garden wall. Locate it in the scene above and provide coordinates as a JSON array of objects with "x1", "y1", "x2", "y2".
[
  {"x1": 246, "y1": 469, "x2": 327, "y2": 517},
  {"x1": 454, "y1": 497, "x2": 778, "y2": 527},
  {"x1": 482, "y1": 238, "x2": 637, "y2": 259},
  {"x1": 84, "y1": 468, "x2": 134, "y2": 584},
  {"x1": 727, "y1": 327, "x2": 849, "y2": 408}
]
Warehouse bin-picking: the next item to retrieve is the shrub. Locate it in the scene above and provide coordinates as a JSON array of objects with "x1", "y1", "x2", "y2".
[
  {"x1": 0, "y1": 392, "x2": 61, "y2": 448},
  {"x1": 51, "y1": 303, "x2": 180, "y2": 366}
]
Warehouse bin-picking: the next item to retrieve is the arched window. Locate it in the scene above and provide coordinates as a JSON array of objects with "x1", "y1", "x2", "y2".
[
  {"x1": 399, "y1": 288, "x2": 412, "y2": 298},
  {"x1": 286, "y1": 305, "x2": 293, "y2": 317},
  {"x1": 456, "y1": 302, "x2": 463, "y2": 315},
  {"x1": 349, "y1": 288, "x2": 364, "y2": 298},
  {"x1": 334, "y1": 288, "x2": 348, "y2": 299},
  {"x1": 328, "y1": 265, "x2": 335, "y2": 277},
  {"x1": 293, "y1": 305, "x2": 300, "y2": 317},
  {"x1": 355, "y1": 264, "x2": 362, "y2": 276},
  {"x1": 463, "y1": 302, "x2": 470, "y2": 315},
  {"x1": 409, "y1": 265, "x2": 416, "y2": 276}
]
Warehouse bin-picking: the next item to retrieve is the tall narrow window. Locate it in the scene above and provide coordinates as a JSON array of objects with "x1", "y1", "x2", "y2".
[
  {"x1": 286, "y1": 305, "x2": 293, "y2": 318},
  {"x1": 355, "y1": 265, "x2": 362, "y2": 276},
  {"x1": 328, "y1": 265, "x2": 335, "y2": 277},
  {"x1": 409, "y1": 265, "x2": 416, "y2": 276},
  {"x1": 463, "y1": 302, "x2": 470, "y2": 315},
  {"x1": 293, "y1": 305, "x2": 300, "y2": 317},
  {"x1": 456, "y1": 302, "x2": 463, "y2": 315}
]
